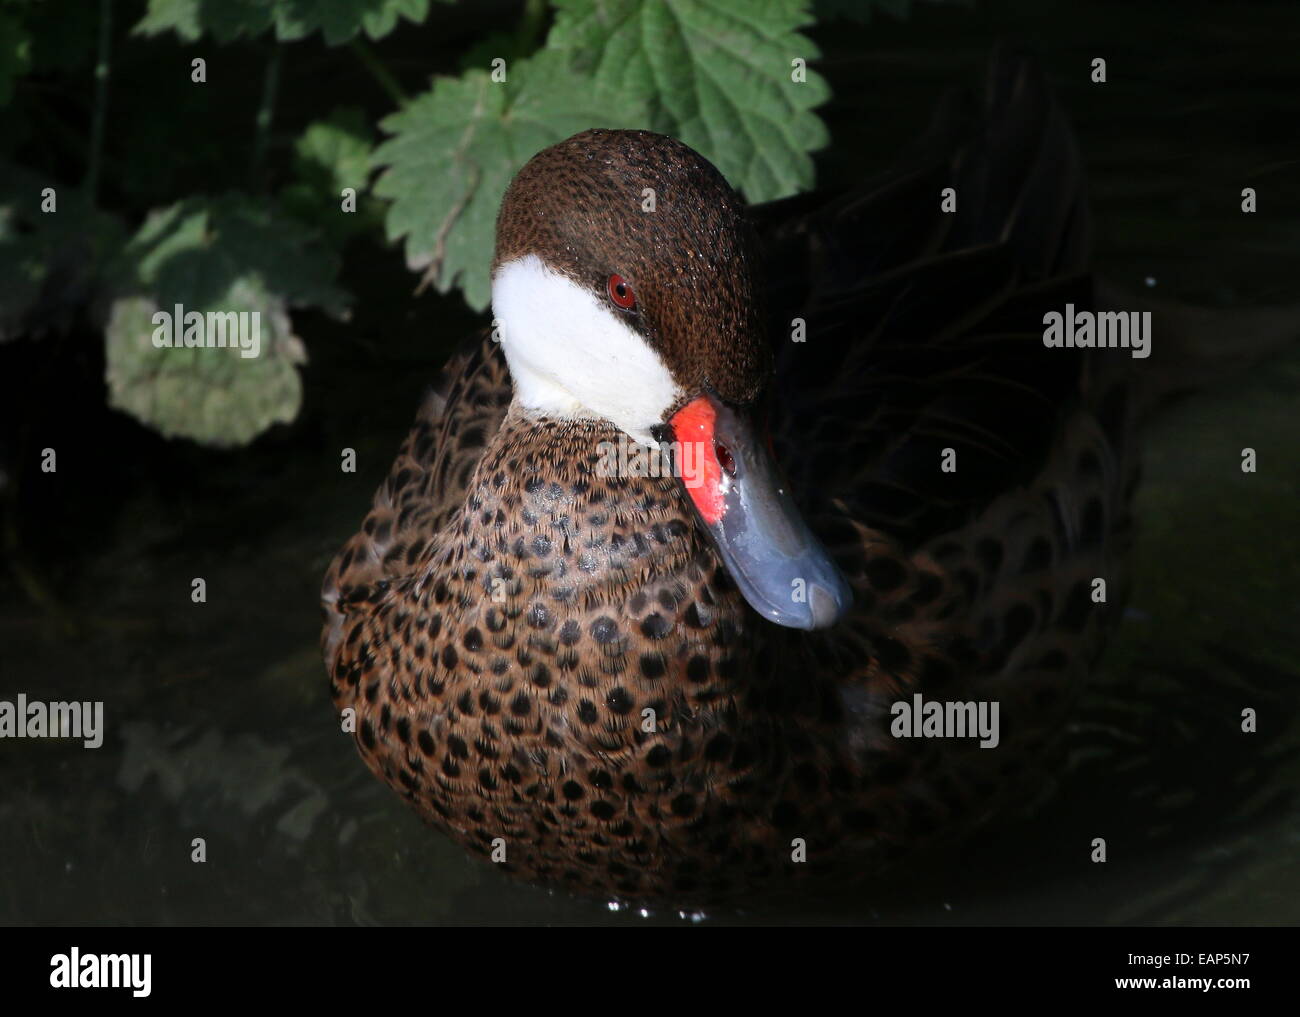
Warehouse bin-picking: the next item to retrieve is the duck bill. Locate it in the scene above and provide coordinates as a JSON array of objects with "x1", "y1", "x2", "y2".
[{"x1": 664, "y1": 394, "x2": 852, "y2": 631}]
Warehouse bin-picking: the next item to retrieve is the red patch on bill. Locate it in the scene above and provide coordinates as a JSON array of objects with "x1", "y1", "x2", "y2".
[{"x1": 671, "y1": 396, "x2": 726, "y2": 525}]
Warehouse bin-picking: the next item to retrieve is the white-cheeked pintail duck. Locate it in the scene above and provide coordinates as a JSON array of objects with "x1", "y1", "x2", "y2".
[{"x1": 322, "y1": 54, "x2": 1138, "y2": 901}]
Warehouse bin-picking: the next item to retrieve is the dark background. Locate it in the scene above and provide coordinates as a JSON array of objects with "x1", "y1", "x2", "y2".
[{"x1": 1, "y1": 0, "x2": 1297, "y2": 924}]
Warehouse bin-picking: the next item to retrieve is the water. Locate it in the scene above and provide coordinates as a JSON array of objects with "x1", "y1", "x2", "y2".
[{"x1": 2, "y1": 0, "x2": 1297, "y2": 924}]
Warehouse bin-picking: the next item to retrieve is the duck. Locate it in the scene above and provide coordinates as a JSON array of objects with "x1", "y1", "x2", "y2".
[{"x1": 321, "y1": 53, "x2": 1138, "y2": 902}]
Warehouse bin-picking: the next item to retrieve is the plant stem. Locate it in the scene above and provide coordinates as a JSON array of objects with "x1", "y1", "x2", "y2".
[
  {"x1": 516, "y1": 0, "x2": 548, "y2": 54},
  {"x1": 85, "y1": 0, "x2": 112, "y2": 201},
  {"x1": 250, "y1": 44, "x2": 282, "y2": 190},
  {"x1": 349, "y1": 37, "x2": 406, "y2": 106}
]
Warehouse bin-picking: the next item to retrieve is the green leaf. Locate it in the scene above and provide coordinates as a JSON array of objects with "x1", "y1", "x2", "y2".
[
  {"x1": 351, "y1": 0, "x2": 437, "y2": 43},
  {"x1": 105, "y1": 292, "x2": 306, "y2": 447},
  {"x1": 106, "y1": 195, "x2": 348, "y2": 446},
  {"x1": 133, "y1": 0, "x2": 273, "y2": 44},
  {"x1": 372, "y1": 49, "x2": 649, "y2": 310},
  {"x1": 547, "y1": 0, "x2": 830, "y2": 203},
  {"x1": 134, "y1": 0, "x2": 440, "y2": 45},
  {"x1": 294, "y1": 107, "x2": 374, "y2": 191},
  {"x1": 273, "y1": 0, "x2": 437, "y2": 44},
  {"x1": 281, "y1": 106, "x2": 378, "y2": 241}
]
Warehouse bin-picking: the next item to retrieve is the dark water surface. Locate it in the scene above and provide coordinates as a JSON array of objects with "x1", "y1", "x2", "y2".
[{"x1": 2, "y1": 1, "x2": 1297, "y2": 924}]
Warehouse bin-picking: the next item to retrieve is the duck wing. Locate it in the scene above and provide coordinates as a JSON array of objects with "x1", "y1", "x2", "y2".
[
  {"x1": 320, "y1": 331, "x2": 512, "y2": 668},
  {"x1": 757, "y1": 51, "x2": 1108, "y2": 550}
]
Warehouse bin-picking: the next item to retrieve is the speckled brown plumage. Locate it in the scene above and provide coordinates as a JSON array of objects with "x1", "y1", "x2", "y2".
[{"x1": 322, "y1": 55, "x2": 1139, "y2": 901}]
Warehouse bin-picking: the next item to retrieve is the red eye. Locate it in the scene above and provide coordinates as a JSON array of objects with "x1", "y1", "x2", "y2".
[{"x1": 607, "y1": 274, "x2": 636, "y2": 310}]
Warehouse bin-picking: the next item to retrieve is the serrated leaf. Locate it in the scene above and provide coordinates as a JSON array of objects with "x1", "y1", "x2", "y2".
[
  {"x1": 106, "y1": 195, "x2": 347, "y2": 446},
  {"x1": 134, "y1": 0, "x2": 440, "y2": 45},
  {"x1": 133, "y1": 0, "x2": 273, "y2": 44},
  {"x1": 547, "y1": 0, "x2": 830, "y2": 203},
  {"x1": 272, "y1": 0, "x2": 437, "y2": 44},
  {"x1": 344, "y1": 0, "x2": 435, "y2": 43},
  {"x1": 372, "y1": 50, "x2": 649, "y2": 310}
]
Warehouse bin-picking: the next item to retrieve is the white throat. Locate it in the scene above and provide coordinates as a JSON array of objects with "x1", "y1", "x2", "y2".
[{"x1": 491, "y1": 254, "x2": 681, "y2": 447}]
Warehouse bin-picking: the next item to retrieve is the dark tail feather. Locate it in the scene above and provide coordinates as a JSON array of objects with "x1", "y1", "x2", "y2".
[
  {"x1": 938, "y1": 48, "x2": 1092, "y2": 280},
  {"x1": 756, "y1": 48, "x2": 1090, "y2": 315}
]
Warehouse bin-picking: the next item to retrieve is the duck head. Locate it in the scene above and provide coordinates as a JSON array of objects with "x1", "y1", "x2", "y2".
[{"x1": 491, "y1": 129, "x2": 850, "y2": 631}]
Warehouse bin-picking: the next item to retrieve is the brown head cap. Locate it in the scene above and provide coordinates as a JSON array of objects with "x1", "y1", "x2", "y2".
[{"x1": 492, "y1": 129, "x2": 771, "y2": 407}]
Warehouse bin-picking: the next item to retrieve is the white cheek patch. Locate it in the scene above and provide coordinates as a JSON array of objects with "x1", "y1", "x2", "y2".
[{"x1": 491, "y1": 254, "x2": 681, "y2": 447}]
